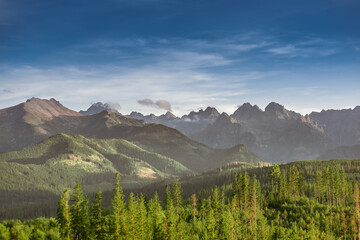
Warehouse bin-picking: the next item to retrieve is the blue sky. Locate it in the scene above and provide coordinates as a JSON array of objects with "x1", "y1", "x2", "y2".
[{"x1": 0, "y1": 0, "x2": 359, "y2": 115}]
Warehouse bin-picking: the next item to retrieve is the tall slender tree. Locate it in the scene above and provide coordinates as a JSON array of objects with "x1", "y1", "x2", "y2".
[
  {"x1": 111, "y1": 173, "x2": 126, "y2": 239},
  {"x1": 70, "y1": 183, "x2": 90, "y2": 240},
  {"x1": 91, "y1": 187, "x2": 105, "y2": 240},
  {"x1": 56, "y1": 189, "x2": 71, "y2": 239}
]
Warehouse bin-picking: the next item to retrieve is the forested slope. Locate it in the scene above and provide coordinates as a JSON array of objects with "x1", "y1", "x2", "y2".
[{"x1": 2, "y1": 160, "x2": 360, "y2": 239}]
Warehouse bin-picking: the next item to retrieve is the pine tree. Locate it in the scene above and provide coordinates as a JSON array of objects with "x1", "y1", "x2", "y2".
[
  {"x1": 137, "y1": 194, "x2": 147, "y2": 240},
  {"x1": 164, "y1": 184, "x2": 176, "y2": 240},
  {"x1": 126, "y1": 193, "x2": 137, "y2": 240},
  {"x1": 251, "y1": 176, "x2": 258, "y2": 240},
  {"x1": 111, "y1": 173, "x2": 126, "y2": 239},
  {"x1": 172, "y1": 180, "x2": 182, "y2": 223},
  {"x1": 354, "y1": 183, "x2": 360, "y2": 240},
  {"x1": 148, "y1": 192, "x2": 164, "y2": 239},
  {"x1": 56, "y1": 189, "x2": 71, "y2": 239},
  {"x1": 269, "y1": 164, "x2": 281, "y2": 196},
  {"x1": 91, "y1": 187, "x2": 105, "y2": 240},
  {"x1": 70, "y1": 183, "x2": 90, "y2": 240}
]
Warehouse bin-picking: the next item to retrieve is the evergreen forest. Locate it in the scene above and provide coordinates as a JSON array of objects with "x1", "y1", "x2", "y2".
[{"x1": 2, "y1": 160, "x2": 360, "y2": 239}]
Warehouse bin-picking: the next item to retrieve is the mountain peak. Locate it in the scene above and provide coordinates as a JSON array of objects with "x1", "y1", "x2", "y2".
[
  {"x1": 80, "y1": 102, "x2": 120, "y2": 116},
  {"x1": 129, "y1": 111, "x2": 144, "y2": 118},
  {"x1": 204, "y1": 106, "x2": 220, "y2": 116},
  {"x1": 215, "y1": 112, "x2": 236, "y2": 125},
  {"x1": 22, "y1": 97, "x2": 81, "y2": 119},
  {"x1": 265, "y1": 102, "x2": 284, "y2": 112},
  {"x1": 164, "y1": 111, "x2": 176, "y2": 119},
  {"x1": 265, "y1": 102, "x2": 301, "y2": 120},
  {"x1": 183, "y1": 106, "x2": 219, "y2": 120},
  {"x1": 232, "y1": 102, "x2": 263, "y2": 120}
]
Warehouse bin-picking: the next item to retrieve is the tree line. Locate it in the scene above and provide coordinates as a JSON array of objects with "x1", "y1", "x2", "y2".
[{"x1": 2, "y1": 164, "x2": 360, "y2": 239}]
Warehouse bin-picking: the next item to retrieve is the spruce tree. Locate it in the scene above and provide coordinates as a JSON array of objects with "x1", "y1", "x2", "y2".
[
  {"x1": 91, "y1": 187, "x2": 104, "y2": 240},
  {"x1": 126, "y1": 193, "x2": 137, "y2": 240},
  {"x1": 56, "y1": 189, "x2": 71, "y2": 239},
  {"x1": 111, "y1": 173, "x2": 125, "y2": 239},
  {"x1": 70, "y1": 183, "x2": 90, "y2": 240}
]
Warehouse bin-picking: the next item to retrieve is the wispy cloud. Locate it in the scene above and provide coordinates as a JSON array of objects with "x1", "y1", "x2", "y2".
[
  {"x1": 265, "y1": 36, "x2": 339, "y2": 58},
  {"x1": 268, "y1": 45, "x2": 299, "y2": 55},
  {"x1": 267, "y1": 44, "x2": 337, "y2": 58},
  {"x1": 138, "y1": 99, "x2": 172, "y2": 111}
]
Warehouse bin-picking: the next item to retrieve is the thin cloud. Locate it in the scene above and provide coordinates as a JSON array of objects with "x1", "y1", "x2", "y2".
[
  {"x1": 268, "y1": 45, "x2": 298, "y2": 55},
  {"x1": 105, "y1": 102, "x2": 121, "y2": 111},
  {"x1": 267, "y1": 44, "x2": 337, "y2": 58},
  {"x1": 138, "y1": 98, "x2": 172, "y2": 111}
]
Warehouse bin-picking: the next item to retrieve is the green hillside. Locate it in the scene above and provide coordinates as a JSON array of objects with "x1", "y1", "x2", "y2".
[
  {"x1": 92, "y1": 123, "x2": 265, "y2": 171},
  {"x1": 0, "y1": 134, "x2": 191, "y2": 194},
  {"x1": 0, "y1": 132, "x2": 266, "y2": 220}
]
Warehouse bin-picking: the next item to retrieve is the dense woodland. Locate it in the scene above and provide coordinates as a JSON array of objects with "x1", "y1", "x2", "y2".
[{"x1": 2, "y1": 160, "x2": 360, "y2": 239}]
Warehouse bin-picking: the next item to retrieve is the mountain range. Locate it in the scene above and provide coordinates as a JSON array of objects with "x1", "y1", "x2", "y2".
[
  {"x1": 1, "y1": 98, "x2": 360, "y2": 165},
  {"x1": 127, "y1": 102, "x2": 360, "y2": 163},
  {"x1": 0, "y1": 98, "x2": 264, "y2": 172},
  {"x1": 0, "y1": 98, "x2": 266, "y2": 203}
]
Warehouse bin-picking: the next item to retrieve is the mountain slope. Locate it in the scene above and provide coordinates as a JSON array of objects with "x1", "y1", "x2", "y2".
[
  {"x1": 0, "y1": 98, "x2": 82, "y2": 152},
  {"x1": 317, "y1": 145, "x2": 360, "y2": 160},
  {"x1": 0, "y1": 133, "x2": 191, "y2": 194},
  {"x1": 309, "y1": 107, "x2": 360, "y2": 146},
  {"x1": 192, "y1": 103, "x2": 334, "y2": 163}
]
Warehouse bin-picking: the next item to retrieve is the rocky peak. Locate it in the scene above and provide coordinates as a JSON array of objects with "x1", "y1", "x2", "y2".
[
  {"x1": 164, "y1": 111, "x2": 177, "y2": 119},
  {"x1": 265, "y1": 102, "x2": 285, "y2": 113},
  {"x1": 353, "y1": 106, "x2": 360, "y2": 112},
  {"x1": 129, "y1": 111, "x2": 144, "y2": 119},
  {"x1": 214, "y1": 112, "x2": 237, "y2": 125},
  {"x1": 80, "y1": 102, "x2": 120, "y2": 116},
  {"x1": 148, "y1": 113, "x2": 157, "y2": 120},
  {"x1": 203, "y1": 107, "x2": 220, "y2": 118},
  {"x1": 232, "y1": 102, "x2": 263, "y2": 120},
  {"x1": 183, "y1": 107, "x2": 220, "y2": 120},
  {"x1": 265, "y1": 102, "x2": 300, "y2": 120}
]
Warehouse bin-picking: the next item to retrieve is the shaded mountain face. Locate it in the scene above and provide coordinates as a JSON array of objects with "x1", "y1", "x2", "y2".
[
  {"x1": 127, "y1": 102, "x2": 360, "y2": 163},
  {"x1": 79, "y1": 102, "x2": 120, "y2": 115},
  {"x1": 317, "y1": 145, "x2": 360, "y2": 160},
  {"x1": 309, "y1": 107, "x2": 360, "y2": 146},
  {"x1": 191, "y1": 103, "x2": 334, "y2": 163}
]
